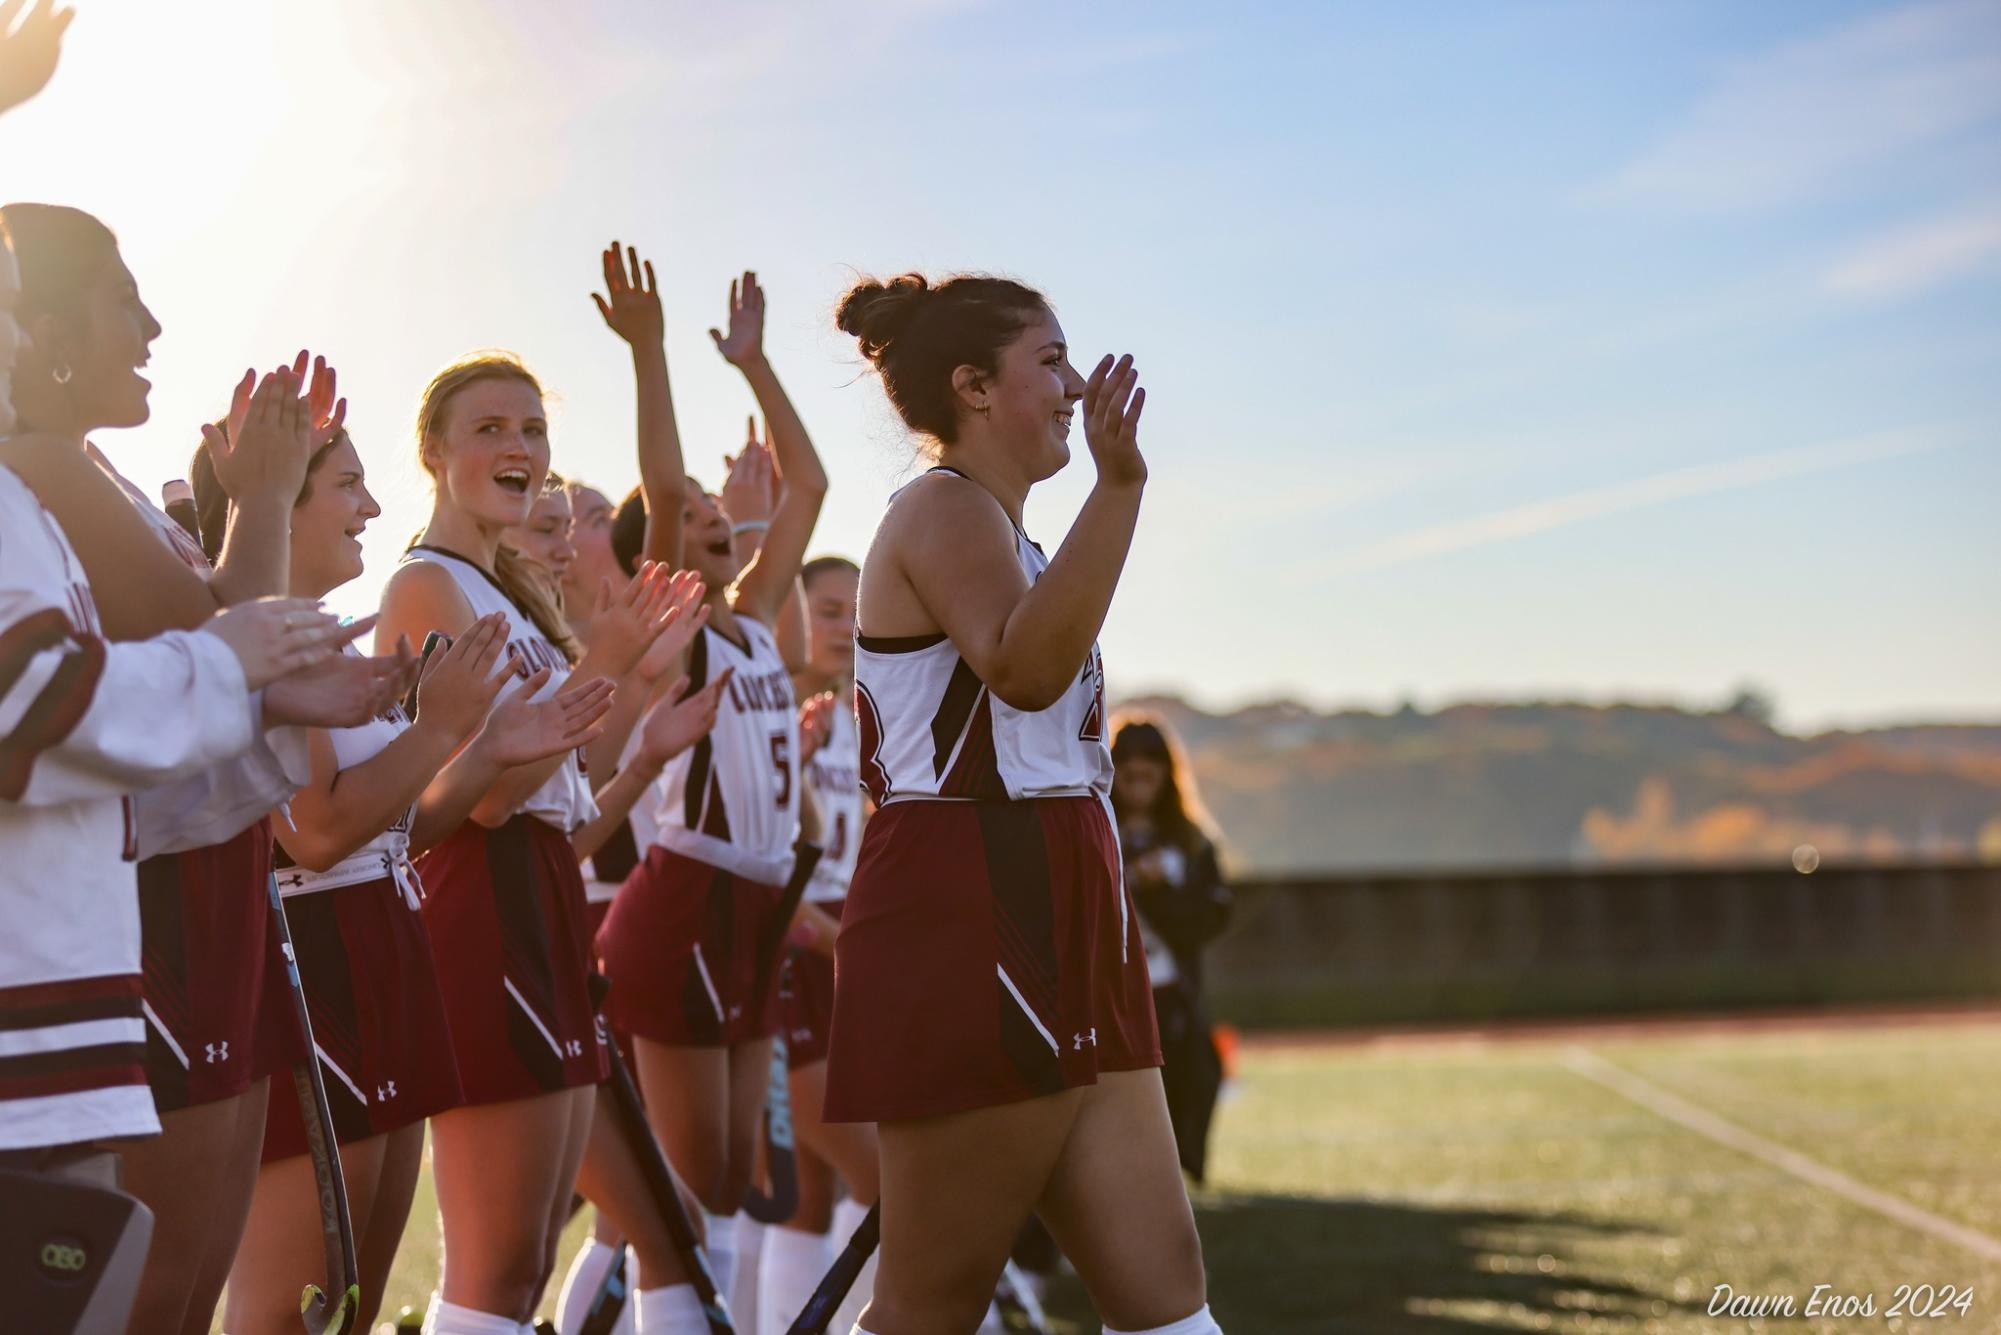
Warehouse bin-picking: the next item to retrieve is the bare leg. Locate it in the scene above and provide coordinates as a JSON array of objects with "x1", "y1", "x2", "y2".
[
  {"x1": 1036, "y1": 1069, "x2": 1207, "y2": 1331},
  {"x1": 633, "y1": 1040, "x2": 731, "y2": 1212},
  {"x1": 789, "y1": 1059, "x2": 878, "y2": 1209},
  {"x1": 431, "y1": 1090, "x2": 586, "y2": 1322},
  {"x1": 574, "y1": 1083, "x2": 699, "y2": 1288},
  {"x1": 356, "y1": 1122, "x2": 427, "y2": 1332},
  {"x1": 537, "y1": 1085, "x2": 598, "y2": 1301},
  {"x1": 863, "y1": 1090, "x2": 1081, "y2": 1335},
  {"x1": 120, "y1": 1079, "x2": 270, "y2": 1335},
  {"x1": 223, "y1": 1131, "x2": 390, "y2": 1335},
  {"x1": 723, "y1": 1039, "x2": 775, "y2": 1216}
]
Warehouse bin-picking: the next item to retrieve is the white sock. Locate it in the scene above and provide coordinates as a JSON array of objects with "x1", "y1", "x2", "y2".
[
  {"x1": 757, "y1": 1224, "x2": 833, "y2": 1335},
  {"x1": 425, "y1": 1295, "x2": 529, "y2": 1335},
  {"x1": 556, "y1": 1237, "x2": 622, "y2": 1335},
  {"x1": 635, "y1": 1282, "x2": 708, "y2": 1334},
  {"x1": 732, "y1": 1214, "x2": 766, "y2": 1333},
  {"x1": 829, "y1": 1199, "x2": 879, "y2": 1334},
  {"x1": 1106, "y1": 1305, "x2": 1224, "y2": 1335},
  {"x1": 701, "y1": 1210, "x2": 738, "y2": 1302}
]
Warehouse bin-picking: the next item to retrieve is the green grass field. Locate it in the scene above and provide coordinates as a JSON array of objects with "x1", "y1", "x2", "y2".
[{"x1": 329, "y1": 1015, "x2": 2001, "y2": 1334}]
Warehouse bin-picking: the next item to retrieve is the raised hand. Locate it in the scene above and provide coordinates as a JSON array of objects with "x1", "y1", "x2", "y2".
[
  {"x1": 719, "y1": 422, "x2": 777, "y2": 528},
  {"x1": 284, "y1": 349, "x2": 347, "y2": 450},
  {"x1": 1081, "y1": 353, "x2": 1147, "y2": 488},
  {"x1": 593, "y1": 241, "x2": 664, "y2": 348},
  {"x1": 0, "y1": 0, "x2": 74, "y2": 117},
  {"x1": 201, "y1": 598, "x2": 360, "y2": 689},
  {"x1": 257, "y1": 617, "x2": 417, "y2": 727},
  {"x1": 637, "y1": 669, "x2": 733, "y2": 768},
  {"x1": 476, "y1": 673, "x2": 617, "y2": 768},
  {"x1": 584, "y1": 561, "x2": 689, "y2": 678},
  {"x1": 633, "y1": 569, "x2": 709, "y2": 682},
  {"x1": 411, "y1": 612, "x2": 513, "y2": 739},
  {"x1": 708, "y1": 270, "x2": 766, "y2": 369},
  {"x1": 202, "y1": 367, "x2": 312, "y2": 503},
  {"x1": 797, "y1": 690, "x2": 836, "y2": 765}
]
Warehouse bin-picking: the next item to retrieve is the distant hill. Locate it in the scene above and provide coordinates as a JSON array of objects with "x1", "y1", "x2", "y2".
[{"x1": 1114, "y1": 696, "x2": 2001, "y2": 876}]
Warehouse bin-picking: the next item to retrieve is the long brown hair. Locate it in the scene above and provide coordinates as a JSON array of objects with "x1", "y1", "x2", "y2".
[
  {"x1": 1109, "y1": 709, "x2": 1219, "y2": 850},
  {"x1": 414, "y1": 352, "x2": 580, "y2": 662}
]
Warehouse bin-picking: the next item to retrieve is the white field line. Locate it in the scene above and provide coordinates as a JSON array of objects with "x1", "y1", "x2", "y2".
[{"x1": 1561, "y1": 1046, "x2": 2001, "y2": 1263}]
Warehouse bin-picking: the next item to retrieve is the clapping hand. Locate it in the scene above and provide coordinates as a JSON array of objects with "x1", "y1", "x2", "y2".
[
  {"x1": 636, "y1": 669, "x2": 733, "y2": 769},
  {"x1": 202, "y1": 598, "x2": 360, "y2": 690},
  {"x1": 0, "y1": 0, "x2": 73, "y2": 117},
  {"x1": 584, "y1": 561, "x2": 693, "y2": 678},
  {"x1": 410, "y1": 613, "x2": 513, "y2": 739},
  {"x1": 592, "y1": 241, "x2": 664, "y2": 348},
  {"x1": 719, "y1": 422, "x2": 778, "y2": 529},
  {"x1": 708, "y1": 270, "x2": 766, "y2": 369},
  {"x1": 632, "y1": 569, "x2": 708, "y2": 682},
  {"x1": 259, "y1": 618, "x2": 418, "y2": 728},
  {"x1": 202, "y1": 367, "x2": 312, "y2": 504},
  {"x1": 797, "y1": 691, "x2": 836, "y2": 766},
  {"x1": 476, "y1": 673, "x2": 617, "y2": 768}
]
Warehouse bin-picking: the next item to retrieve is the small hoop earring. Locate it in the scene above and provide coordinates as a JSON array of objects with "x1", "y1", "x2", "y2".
[
  {"x1": 976, "y1": 403, "x2": 991, "y2": 418},
  {"x1": 51, "y1": 364, "x2": 72, "y2": 386}
]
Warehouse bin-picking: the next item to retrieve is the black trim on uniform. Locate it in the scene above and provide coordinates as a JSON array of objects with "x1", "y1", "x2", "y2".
[
  {"x1": 405, "y1": 544, "x2": 533, "y2": 620},
  {"x1": 856, "y1": 632, "x2": 946, "y2": 654},
  {"x1": 930, "y1": 659, "x2": 984, "y2": 779}
]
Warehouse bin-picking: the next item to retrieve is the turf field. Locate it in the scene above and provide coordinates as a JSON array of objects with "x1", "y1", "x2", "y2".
[{"x1": 326, "y1": 1012, "x2": 2001, "y2": 1334}]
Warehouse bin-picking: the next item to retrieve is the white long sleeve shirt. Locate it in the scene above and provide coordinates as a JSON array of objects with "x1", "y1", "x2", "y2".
[{"x1": 0, "y1": 466, "x2": 260, "y2": 1150}]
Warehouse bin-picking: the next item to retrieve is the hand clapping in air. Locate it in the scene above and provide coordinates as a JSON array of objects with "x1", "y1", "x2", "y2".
[
  {"x1": 632, "y1": 570, "x2": 708, "y2": 683},
  {"x1": 708, "y1": 270, "x2": 766, "y2": 369},
  {"x1": 719, "y1": 421, "x2": 778, "y2": 529},
  {"x1": 798, "y1": 690, "x2": 837, "y2": 766},
  {"x1": 0, "y1": 0, "x2": 73, "y2": 116},
  {"x1": 1082, "y1": 353, "x2": 1147, "y2": 489},
  {"x1": 584, "y1": 561, "x2": 696, "y2": 678},
  {"x1": 636, "y1": 668, "x2": 733, "y2": 769}
]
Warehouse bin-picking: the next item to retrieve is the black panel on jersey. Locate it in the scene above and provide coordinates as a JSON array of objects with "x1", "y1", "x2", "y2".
[
  {"x1": 855, "y1": 631, "x2": 946, "y2": 654},
  {"x1": 931, "y1": 660, "x2": 985, "y2": 778},
  {"x1": 681, "y1": 629, "x2": 714, "y2": 832}
]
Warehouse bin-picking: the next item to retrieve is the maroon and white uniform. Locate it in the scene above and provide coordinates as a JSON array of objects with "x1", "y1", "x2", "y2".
[
  {"x1": 0, "y1": 465, "x2": 257, "y2": 1151},
  {"x1": 597, "y1": 617, "x2": 799, "y2": 1047},
  {"x1": 404, "y1": 546, "x2": 606, "y2": 1100},
  {"x1": 823, "y1": 469, "x2": 1157, "y2": 1123},
  {"x1": 261, "y1": 671, "x2": 463, "y2": 1161},
  {"x1": 87, "y1": 448, "x2": 313, "y2": 1111},
  {"x1": 780, "y1": 699, "x2": 859, "y2": 1069}
]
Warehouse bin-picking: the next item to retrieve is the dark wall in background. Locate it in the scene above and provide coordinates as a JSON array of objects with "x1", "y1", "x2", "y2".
[{"x1": 1205, "y1": 861, "x2": 2001, "y2": 1028}]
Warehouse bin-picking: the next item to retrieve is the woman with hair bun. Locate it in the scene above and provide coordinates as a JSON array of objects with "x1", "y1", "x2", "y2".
[{"x1": 825, "y1": 273, "x2": 1219, "y2": 1334}]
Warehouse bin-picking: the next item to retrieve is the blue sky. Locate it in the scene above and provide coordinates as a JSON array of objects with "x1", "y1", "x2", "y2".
[{"x1": 6, "y1": 0, "x2": 1996, "y2": 730}]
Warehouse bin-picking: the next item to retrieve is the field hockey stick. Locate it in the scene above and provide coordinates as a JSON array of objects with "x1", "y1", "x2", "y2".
[
  {"x1": 267, "y1": 871, "x2": 361, "y2": 1334},
  {"x1": 586, "y1": 974, "x2": 736, "y2": 1335},
  {"x1": 783, "y1": 1201, "x2": 879, "y2": 1335},
  {"x1": 741, "y1": 841, "x2": 823, "y2": 1226}
]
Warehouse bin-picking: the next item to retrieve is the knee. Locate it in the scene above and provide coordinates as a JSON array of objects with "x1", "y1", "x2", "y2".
[{"x1": 460, "y1": 1235, "x2": 554, "y2": 1320}]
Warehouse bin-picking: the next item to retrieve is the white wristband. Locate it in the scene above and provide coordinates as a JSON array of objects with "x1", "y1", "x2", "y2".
[{"x1": 730, "y1": 520, "x2": 770, "y2": 537}]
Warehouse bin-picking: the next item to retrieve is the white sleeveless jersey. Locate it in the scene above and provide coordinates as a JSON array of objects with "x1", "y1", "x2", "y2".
[
  {"x1": 853, "y1": 474, "x2": 1112, "y2": 805},
  {"x1": 651, "y1": 616, "x2": 799, "y2": 886},
  {"x1": 801, "y1": 695, "x2": 861, "y2": 903},
  {"x1": 273, "y1": 652, "x2": 422, "y2": 907},
  {"x1": 402, "y1": 547, "x2": 597, "y2": 832}
]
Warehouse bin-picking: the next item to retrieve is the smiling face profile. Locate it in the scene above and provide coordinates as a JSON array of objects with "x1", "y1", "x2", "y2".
[
  {"x1": 290, "y1": 434, "x2": 380, "y2": 597},
  {"x1": 960, "y1": 309, "x2": 1087, "y2": 483}
]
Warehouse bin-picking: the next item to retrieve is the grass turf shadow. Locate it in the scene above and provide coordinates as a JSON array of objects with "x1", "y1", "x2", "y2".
[{"x1": 1040, "y1": 1190, "x2": 1696, "y2": 1333}]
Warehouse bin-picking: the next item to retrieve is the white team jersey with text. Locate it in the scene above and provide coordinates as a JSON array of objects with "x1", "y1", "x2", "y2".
[
  {"x1": 0, "y1": 466, "x2": 257, "y2": 1150},
  {"x1": 853, "y1": 474, "x2": 1112, "y2": 806},
  {"x1": 651, "y1": 616, "x2": 799, "y2": 886},
  {"x1": 802, "y1": 693, "x2": 861, "y2": 903},
  {"x1": 273, "y1": 656, "x2": 422, "y2": 908},
  {"x1": 583, "y1": 728, "x2": 663, "y2": 904},
  {"x1": 402, "y1": 547, "x2": 597, "y2": 832}
]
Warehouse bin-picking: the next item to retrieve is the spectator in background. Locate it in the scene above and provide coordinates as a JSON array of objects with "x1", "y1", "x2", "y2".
[{"x1": 1110, "y1": 712, "x2": 1231, "y2": 1182}]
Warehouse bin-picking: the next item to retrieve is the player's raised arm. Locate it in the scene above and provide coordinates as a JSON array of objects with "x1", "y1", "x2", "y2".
[
  {"x1": 593, "y1": 240, "x2": 687, "y2": 569},
  {"x1": 710, "y1": 271, "x2": 827, "y2": 625}
]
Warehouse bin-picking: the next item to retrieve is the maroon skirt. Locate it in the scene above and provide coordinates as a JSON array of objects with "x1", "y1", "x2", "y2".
[
  {"x1": 139, "y1": 821, "x2": 307, "y2": 1112},
  {"x1": 823, "y1": 797, "x2": 1160, "y2": 1124},
  {"x1": 595, "y1": 845, "x2": 786, "y2": 1049},
  {"x1": 262, "y1": 876, "x2": 464, "y2": 1162},
  {"x1": 417, "y1": 816, "x2": 608, "y2": 1104},
  {"x1": 779, "y1": 899, "x2": 842, "y2": 1071}
]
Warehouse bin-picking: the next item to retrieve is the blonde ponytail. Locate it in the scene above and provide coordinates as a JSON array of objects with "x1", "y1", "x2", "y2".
[{"x1": 495, "y1": 542, "x2": 579, "y2": 663}]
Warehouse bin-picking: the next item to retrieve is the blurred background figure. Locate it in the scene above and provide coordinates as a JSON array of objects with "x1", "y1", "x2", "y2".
[{"x1": 1110, "y1": 712, "x2": 1231, "y2": 1183}]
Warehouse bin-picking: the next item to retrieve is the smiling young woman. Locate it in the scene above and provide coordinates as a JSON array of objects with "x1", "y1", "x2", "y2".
[{"x1": 825, "y1": 272, "x2": 1219, "y2": 1335}]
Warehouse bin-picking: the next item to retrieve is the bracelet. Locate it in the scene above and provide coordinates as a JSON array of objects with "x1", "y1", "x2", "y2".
[{"x1": 730, "y1": 520, "x2": 770, "y2": 537}]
